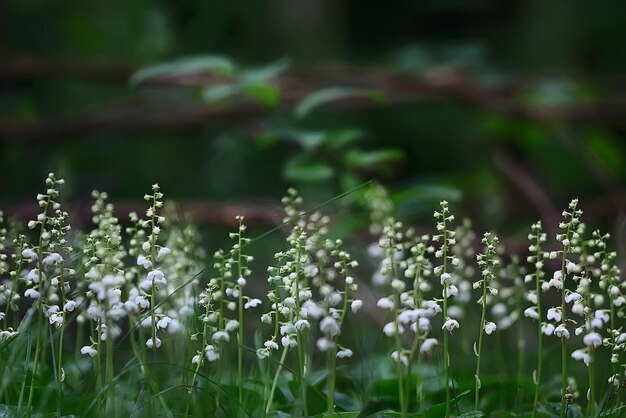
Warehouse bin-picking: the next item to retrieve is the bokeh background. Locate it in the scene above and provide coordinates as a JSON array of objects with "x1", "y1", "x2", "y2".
[{"x1": 1, "y1": 1, "x2": 626, "y2": 255}]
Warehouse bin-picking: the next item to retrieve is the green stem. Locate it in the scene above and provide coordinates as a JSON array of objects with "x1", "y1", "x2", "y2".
[
  {"x1": 327, "y1": 341, "x2": 337, "y2": 414},
  {"x1": 559, "y1": 236, "x2": 570, "y2": 418},
  {"x1": 266, "y1": 346, "x2": 289, "y2": 416},
  {"x1": 394, "y1": 292, "x2": 406, "y2": 417},
  {"x1": 474, "y1": 268, "x2": 488, "y2": 411},
  {"x1": 532, "y1": 236, "x2": 543, "y2": 418},
  {"x1": 294, "y1": 240, "x2": 307, "y2": 415},
  {"x1": 237, "y1": 224, "x2": 244, "y2": 406}
]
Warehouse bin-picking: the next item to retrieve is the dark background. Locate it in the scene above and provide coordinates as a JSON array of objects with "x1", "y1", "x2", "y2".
[{"x1": 1, "y1": 0, "x2": 625, "y2": 253}]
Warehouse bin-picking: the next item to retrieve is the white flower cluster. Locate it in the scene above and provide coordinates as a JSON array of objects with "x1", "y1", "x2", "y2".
[
  {"x1": 433, "y1": 201, "x2": 459, "y2": 335},
  {"x1": 258, "y1": 227, "x2": 311, "y2": 359},
  {"x1": 475, "y1": 232, "x2": 500, "y2": 337}
]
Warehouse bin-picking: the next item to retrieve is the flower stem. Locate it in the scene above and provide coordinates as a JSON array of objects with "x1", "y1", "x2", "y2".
[
  {"x1": 474, "y1": 263, "x2": 488, "y2": 411},
  {"x1": 266, "y1": 346, "x2": 289, "y2": 416}
]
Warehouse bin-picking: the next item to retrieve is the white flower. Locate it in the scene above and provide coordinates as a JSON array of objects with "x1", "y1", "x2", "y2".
[
  {"x1": 565, "y1": 292, "x2": 582, "y2": 304},
  {"x1": 383, "y1": 322, "x2": 404, "y2": 336},
  {"x1": 192, "y1": 354, "x2": 201, "y2": 365},
  {"x1": 547, "y1": 307, "x2": 561, "y2": 322},
  {"x1": 320, "y1": 317, "x2": 340, "y2": 337},
  {"x1": 205, "y1": 346, "x2": 219, "y2": 362},
  {"x1": 281, "y1": 336, "x2": 296, "y2": 348},
  {"x1": 440, "y1": 272, "x2": 452, "y2": 285},
  {"x1": 420, "y1": 338, "x2": 439, "y2": 353},
  {"x1": 595, "y1": 310, "x2": 609, "y2": 324},
  {"x1": 554, "y1": 325, "x2": 570, "y2": 339},
  {"x1": 572, "y1": 349, "x2": 591, "y2": 366},
  {"x1": 610, "y1": 286, "x2": 620, "y2": 297},
  {"x1": 391, "y1": 350, "x2": 408, "y2": 367},
  {"x1": 156, "y1": 316, "x2": 172, "y2": 330},
  {"x1": 256, "y1": 349, "x2": 270, "y2": 360},
  {"x1": 237, "y1": 277, "x2": 246, "y2": 287},
  {"x1": 351, "y1": 299, "x2": 363, "y2": 313},
  {"x1": 85, "y1": 267, "x2": 101, "y2": 281},
  {"x1": 541, "y1": 323, "x2": 555, "y2": 336},
  {"x1": 21, "y1": 248, "x2": 38, "y2": 261},
  {"x1": 157, "y1": 247, "x2": 171, "y2": 260},
  {"x1": 583, "y1": 332, "x2": 602, "y2": 348},
  {"x1": 212, "y1": 331, "x2": 230, "y2": 343},
  {"x1": 418, "y1": 317, "x2": 431, "y2": 332},
  {"x1": 49, "y1": 313, "x2": 63, "y2": 327},
  {"x1": 548, "y1": 271, "x2": 563, "y2": 289},
  {"x1": 283, "y1": 297, "x2": 296, "y2": 308},
  {"x1": 146, "y1": 337, "x2": 162, "y2": 349},
  {"x1": 316, "y1": 337, "x2": 334, "y2": 352},
  {"x1": 225, "y1": 319, "x2": 239, "y2": 332},
  {"x1": 245, "y1": 298, "x2": 261, "y2": 309},
  {"x1": 302, "y1": 300, "x2": 323, "y2": 319},
  {"x1": 264, "y1": 340, "x2": 279, "y2": 350},
  {"x1": 484, "y1": 322, "x2": 497, "y2": 335},
  {"x1": 147, "y1": 270, "x2": 166, "y2": 286},
  {"x1": 442, "y1": 318, "x2": 460, "y2": 334},
  {"x1": 614, "y1": 296, "x2": 625, "y2": 307},
  {"x1": 137, "y1": 255, "x2": 152, "y2": 269},
  {"x1": 524, "y1": 307, "x2": 539, "y2": 320},
  {"x1": 81, "y1": 346, "x2": 97, "y2": 357},
  {"x1": 571, "y1": 302, "x2": 584, "y2": 316},
  {"x1": 376, "y1": 297, "x2": 394, "y2": 310},
  {"x1": 294, "y1": 319, "x2": 310, "y2": 331},
  {"x1": 42, "y1": 252, "x2": 62, "y2": 266},
  {"x1": 445, "y1": 284, "x2": 458, "y2": 298},
  {"x1": 280, "y1": 323, "x2": 295, "y2": 336},
  {"x1": 337, "y1": 349, "x2": 353, "y2": 358},
  {"x1": 261, "y1": 313, "x2": 272, "y2": 324},
  {"x1": 27, "y1": 269, "x2": 42, "y2": 283},
  {"x1": 25, "y1": 289, "x2": 40, "y2": 299}
]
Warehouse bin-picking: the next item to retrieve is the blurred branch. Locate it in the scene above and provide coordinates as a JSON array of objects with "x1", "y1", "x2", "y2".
[
  {"x1": 0, "y1": 55, "x2": 134, "y2": 81},
  {"x1": 0, "y1": 199, "x2": 283, "y2": 228},
  {"x1": 3, "y1": 56, "x2": 626, "y2": 141},
  {"x1": 492, "y1": 150, "x2": 560, "y2": 233}
]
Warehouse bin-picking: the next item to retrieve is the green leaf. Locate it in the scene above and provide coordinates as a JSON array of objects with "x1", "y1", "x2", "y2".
[
  {"x1": 242, "y1": 84, "x2": 280, "y2": 107},
  {"x1": 345, "y1": 148, "x2": 405, "y2": 170},
  {"x1": 425, "y1": 390, "x2": 471, "y2": 418},
  {"x1": 130, "y1": 55, "x2": 235, "y2": 87},
  {"x1": 202, "y1": 84, "x2": 240, "y2": 102},
  {"x1": 294, "y1": 87, "x2": 383, "y2": 119},
  {"x1": 241, "y1": 58, "x2": 290, "y2": 84},
  {"x1": 323, "y1": 129, "x2": 366, "y2": 150},
  {"x1": 284, "y1": 155, "x2": 334, "y2": 182}
]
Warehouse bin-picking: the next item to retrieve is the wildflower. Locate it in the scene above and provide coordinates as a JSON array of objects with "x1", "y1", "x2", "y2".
[
  {"x1": 571, "y1": 349, "x2": 591, "y2": 366},
  {"x1": 442, "y1": 318, "x2": 460, "y2": 334},
  {"x1": 547, "y1": 307, "x2": 562, "y2": 322},
  {"x1": 351, "y1": 299, "x2": 363, "y2": 313},
  {"x1": 391, "y1": 350, "x2": 408, "y2": 366},
  {"x1": 565, "y1": 292, "x2": 582, "y2": 303},
  {"x1": 542, "y1": 323, "x2": 555, "y2": 336},
  {"x1": 554, "y1": 325, "x2": 570, "y2": 339},
  {"x1": 420, "y1": 338, "x2": 439, "y2": 353},
  {"x1": 80, "y1": 346, "x2": 97, "y2": 357},
  {"x1": 524, "y1": 307, "x2": 539, "y2": 320},
  {"x1": 583, "y1": 332, "x2": 602, "y2": 348},
  {"x1": 484, "y1": 322, "x2": 497, "y2": 335},
  {"x1": 376, "y1": 297, "x2": 394, "y2": 310},
  {"x1": 337, "y1": 348, "x2": 353, "y2": 358},
  {"x1": 146, "y1": 337, "x2": 162, "y2": 349},
  {"x1": 320, "y1": 316, "x2": 340, "y2": 337},
  {"x1": 244, "y1": 298, "x2": 261, "y2": 309}
]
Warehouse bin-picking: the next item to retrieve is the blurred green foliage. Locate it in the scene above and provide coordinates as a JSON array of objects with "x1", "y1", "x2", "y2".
[{"x1": 1, "y1": 1, "x2": 625, "y2": 237}]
